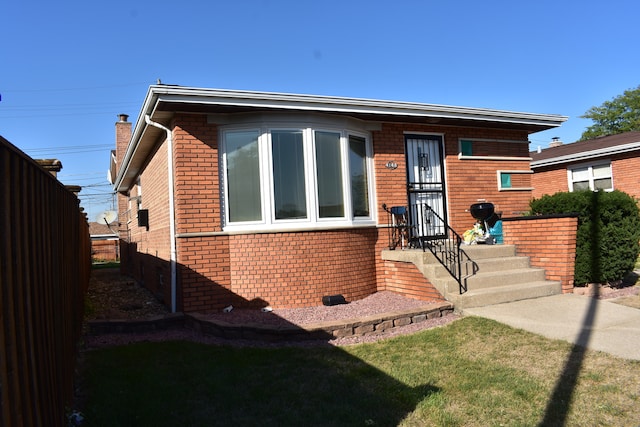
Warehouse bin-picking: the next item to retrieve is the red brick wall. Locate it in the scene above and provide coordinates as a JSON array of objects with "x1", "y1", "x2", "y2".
[
  {"x1": 443, "y1": 132, "x2": 533, "y2": 234},
  {"x1": 531, "y1": 167, "x2": 568, "y2": 199},
  {"x1": 172, "y1": 114, "x2": 221, "y2": 234},
  {"x1": 502, "y1": 215, "x2": 578, "y2": 292},
  {"x1": 382, "y1": 260, "x2": 445, "y2": 302},
  {"x1": 372, "y1": 123, "x2": 533, "y2": 235},
  {"x1": 178, "y1": 235, "x2": 231, "y2": 312},
  {"x1": 611, "y1": 154, "x2": 640, "y2": 201},
  {"x1": 228, "y1": 229, "x2": 378, "y2": 309},
  {"x1": 176, "y1": 229, "x2": 378, "y2": 311}
]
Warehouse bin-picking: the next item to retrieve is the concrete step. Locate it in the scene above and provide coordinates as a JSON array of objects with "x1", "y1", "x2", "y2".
[
  {"x1": 459, "y1": 244, "x2": 517, "y2": 260},
  {"x1": 450, "y1": 280, "x2": 562, "y2": 309},
  {"x1": 443, "y1": 267, "x2": 547, "y2": 294},
  {"x1": 472, "y1": 256, "x2": 530, "y2": 273},
  {"x1": 381, "y1": 245, "x2": 563, "y2": 309}
]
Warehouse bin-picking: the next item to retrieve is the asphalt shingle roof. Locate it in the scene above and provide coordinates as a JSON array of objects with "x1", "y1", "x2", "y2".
[{"x1": 530, "y1": 131, "x2": 640, "y2": 164}]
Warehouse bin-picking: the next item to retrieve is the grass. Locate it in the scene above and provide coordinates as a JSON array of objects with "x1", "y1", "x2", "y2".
[
  {"x1": 92, "y1": 261, "x2": 121, "y2": 269},
  {"x1": 80, "y1": 317, "x2": 640, "y2": 426}
]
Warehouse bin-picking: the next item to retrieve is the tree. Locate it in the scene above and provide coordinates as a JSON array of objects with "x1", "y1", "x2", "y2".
[{"x1": 579, "y1": 84, "x2": 640, "y2": 140}]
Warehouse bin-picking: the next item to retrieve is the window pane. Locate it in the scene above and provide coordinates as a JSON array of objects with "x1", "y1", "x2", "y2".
[
  {"x1": 500, "y1": 172, "x2": 512, "y2": 188},
  {"x1": 573, "y1": 181, "x2": 590, "y2": 191},
  {"x1": 272, "y1": 130, "x2": 307, "y2": 219},
  {"x1": 571, "y1": 167, "x2": 589, "y2": 181},
  {"x1": 460, "y1": 140, "x2": 473, "y2": 156},
  {"x1": 592, "y1": 164, "x2": 611, "y2": 178},
  {"x1": 594, "y1": 178, "x2": 612, "y2": 190},
  {"x1": 349, "y1": 135, "x2": 370, "y2": 217},
  {"x1": 315, "y1": 131, "x2": 344, "y2": 218},
  {"x1": 226, "y1": 130, "x2": 261, "y2": 222}
]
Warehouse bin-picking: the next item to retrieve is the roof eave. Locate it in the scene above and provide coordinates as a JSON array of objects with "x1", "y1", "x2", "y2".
[
  {"x1": 114, "y1": 85, "x2": 568, "y2": 191},
  {"x1": 531, "y1": 141, "x2": 640, "y2": 168}
]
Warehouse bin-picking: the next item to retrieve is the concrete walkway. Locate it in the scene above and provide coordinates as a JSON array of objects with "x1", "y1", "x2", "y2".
[{"x1": 463, "y1": 293, "x2": 640, "y2": 361}]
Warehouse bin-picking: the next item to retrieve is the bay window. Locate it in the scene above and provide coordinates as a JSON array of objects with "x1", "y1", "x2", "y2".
[
  {"x1": 222, "y1": 123, "x2": 373, "y2": 230},
  {"x1": 315, "y1": 131, "x2": 344, "y2": 218},
  {"x1": 226, "y1": 130, "x2": 261, "y2": 222},
  {"x1": 272, "y1": 130, "x2": 307, "y2": 220}
]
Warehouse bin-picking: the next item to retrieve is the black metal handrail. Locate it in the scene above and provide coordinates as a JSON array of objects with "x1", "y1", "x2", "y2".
[
  {"x1": 412, "y1": 203, "x2": 476, "y2": 294},
  {"x1": 384, "y1": 203, "x2": 475, "y2": 294}
]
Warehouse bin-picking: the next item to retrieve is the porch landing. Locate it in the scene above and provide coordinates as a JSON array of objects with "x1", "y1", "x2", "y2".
[{"x1": 382, "y1": 244, "x2": 562, "y2": 309}]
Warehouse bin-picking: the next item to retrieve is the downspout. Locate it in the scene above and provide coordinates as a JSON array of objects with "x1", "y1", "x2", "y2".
[{"x1": 144, "y1": 115, "x2": 178, "y2": 313}]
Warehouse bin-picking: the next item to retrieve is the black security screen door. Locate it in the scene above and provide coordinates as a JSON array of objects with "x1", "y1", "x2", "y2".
[{"x1": 405, "y1": 134, "x2": 447, "y2": 239}]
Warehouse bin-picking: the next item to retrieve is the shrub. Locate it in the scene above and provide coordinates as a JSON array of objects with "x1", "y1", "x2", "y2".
[{"x1": 529, "y1": 190, "x2": 640, "y2": 285}]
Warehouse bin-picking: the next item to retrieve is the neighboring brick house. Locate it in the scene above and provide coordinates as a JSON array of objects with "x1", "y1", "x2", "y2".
[
  {"x1": 531, "y1": 131, "x2": 640, "y2": 200},
  {"x1": 111, "y1": 85, "x2": 566, "y2": 312}
]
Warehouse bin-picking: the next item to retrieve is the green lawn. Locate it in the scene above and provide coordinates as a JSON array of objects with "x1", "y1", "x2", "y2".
[{"x1": 80, "y1": 317, "x2": 640, "y2": 426}]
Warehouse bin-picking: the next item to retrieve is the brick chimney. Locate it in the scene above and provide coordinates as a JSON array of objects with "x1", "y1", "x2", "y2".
[
  {"x1": 548, "y1": 136, "x2": 563, "y2": 148},
  {"x1": 115, "y1": 114, "x2": 131, "y2": 169},
  {"x1": 114, "y1": 114, "x2": 132, "y2": 239}
]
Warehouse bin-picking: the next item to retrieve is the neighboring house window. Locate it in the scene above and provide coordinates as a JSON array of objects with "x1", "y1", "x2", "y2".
[
  {"x1": 222, "y1": 124, "x2": 373, "y2": 231},
  {"x1": 568, "y1": 163, "x2": 613, "y2": 192}
]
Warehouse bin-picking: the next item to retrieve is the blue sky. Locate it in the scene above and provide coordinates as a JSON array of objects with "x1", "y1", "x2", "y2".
[{"x1": 1, "y1": 0, "x2": 639, "y2": 222}]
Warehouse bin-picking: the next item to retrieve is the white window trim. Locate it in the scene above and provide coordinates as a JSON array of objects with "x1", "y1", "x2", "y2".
[
  {"x1": 221, "y1": 118, "x2": 376, "y2": 233},
  {"x1": 496, "y1": 170, "x2": 534, "y2": 191},
  {"x1": 567, "y1": 161, "x2": 614, "y2": 192}
]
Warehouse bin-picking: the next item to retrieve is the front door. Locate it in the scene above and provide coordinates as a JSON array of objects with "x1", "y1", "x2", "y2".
[{"x1": 405, "y1": 134, "x2": 447, "y2": 240}]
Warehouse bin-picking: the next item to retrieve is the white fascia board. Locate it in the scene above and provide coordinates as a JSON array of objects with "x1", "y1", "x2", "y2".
[
  {"x1": 113, "y1": 87, "x2": 163, "y2": 192},
  {"x1": 531, "y1": 141, "x2": 640, "y2": 168},
  {"x1": 114, "y1": 85, "x2": 568, "y2": 190},
  {"x1": 151, "y1": 86, "x2": 568, "y2": 127}
]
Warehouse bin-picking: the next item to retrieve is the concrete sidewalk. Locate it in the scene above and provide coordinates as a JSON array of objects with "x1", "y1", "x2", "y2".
[{"x1": 463, "y1": 294, "x2": 640, "y2": 361}]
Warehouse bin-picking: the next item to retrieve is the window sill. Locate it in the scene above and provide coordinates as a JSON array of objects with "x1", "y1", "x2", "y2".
[
  {"x1": 219, "y1": 221, "x2": 378, "y2": 236},
  {"x1": 458, "y1": 154, "x2": 532, "y2": 161}
]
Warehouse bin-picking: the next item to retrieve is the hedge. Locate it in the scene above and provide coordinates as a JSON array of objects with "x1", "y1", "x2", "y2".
[{"x1": 529, "y1": 190, "x2": 640, "y2": 286}]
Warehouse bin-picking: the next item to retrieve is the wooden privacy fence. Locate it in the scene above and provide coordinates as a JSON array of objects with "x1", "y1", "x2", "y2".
[{"x1": 0, "y1": 136, "x2": 91, "y2": 427}]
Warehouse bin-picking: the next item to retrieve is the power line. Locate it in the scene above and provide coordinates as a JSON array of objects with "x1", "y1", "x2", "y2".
[{"x1": 1, "y1": 81, "x2": 150, "y2": 93}]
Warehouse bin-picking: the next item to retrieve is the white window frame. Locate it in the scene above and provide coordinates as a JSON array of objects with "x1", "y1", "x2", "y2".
[
  {"x1": 496, "y1": 170, "x2": 534, "y2": 191},
  {"x1": 221, "y1": 119, "x2": 375, "y2": 233},
  {"x1": 567, "y1": 161, "x2": 613, "y2": 192}
]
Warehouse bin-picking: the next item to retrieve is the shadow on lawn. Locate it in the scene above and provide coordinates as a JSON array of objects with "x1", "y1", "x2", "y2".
[
  {"x1": 84, "y1": 341, "x2": 441, "y2": 426},
  {"x1": 84, "y1": 248, "x2": 440, "y2": 425},
  {"x1": 538, "y1": 191, "x2": 602, "y2": 427}
]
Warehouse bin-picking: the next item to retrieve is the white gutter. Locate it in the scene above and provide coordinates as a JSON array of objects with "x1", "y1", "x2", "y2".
[
  {"x1": 144, "y1": 115, "x2": 178, "y2": 313},
  {"x1": 152, "y1": 86, "x2": 569, "y2": 127}
]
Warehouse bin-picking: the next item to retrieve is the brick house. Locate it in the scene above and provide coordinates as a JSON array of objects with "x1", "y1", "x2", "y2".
[
  {"x1": 531, "y1": 131, "x2": 640, "y2": 200},
  {"x1": 111, "y1": 85, "x2": 566, "y2": 312}
]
